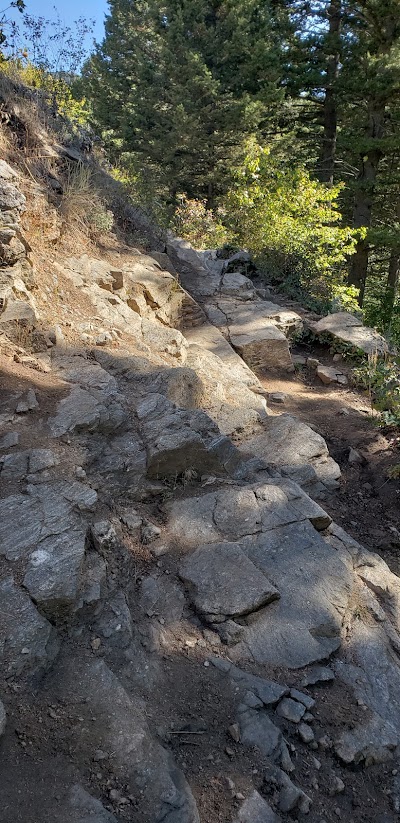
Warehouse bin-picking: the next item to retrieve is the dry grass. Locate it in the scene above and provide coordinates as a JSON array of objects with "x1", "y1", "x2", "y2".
[{"x1": 59, "y1": 163, "x2": 94, "y2": 224}]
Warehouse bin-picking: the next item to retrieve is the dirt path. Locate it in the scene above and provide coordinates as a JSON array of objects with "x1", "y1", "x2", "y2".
[{"x1": 261, "y1": 345, "x2": 400, "y2": 575}]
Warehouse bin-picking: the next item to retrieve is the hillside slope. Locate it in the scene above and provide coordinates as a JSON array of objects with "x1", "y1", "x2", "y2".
[{"x1": 1, "y1": 104, "x2": 400, "y2": 823}]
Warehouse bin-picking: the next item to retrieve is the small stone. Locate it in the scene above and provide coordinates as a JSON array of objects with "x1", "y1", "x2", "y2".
[
  {"x1": 54, "y1": 325, "x2": 65, "y2": 346},
  {"x1": 312, "y1": 757, "x2": 321, "y2": 770},
  {"x1": 204, "y1": 660, "x2": 210, "y2": 667},
  {"x1": 280, "y1": 743, "x2": 295, "y2": 773},
  {"x1": 203, "y1": 629, "x2": 221, "y2": 647},
  {"x1": 339, "y1": 407, "x2": 350, "y2": 416},
  {"x1": 276, "y1": 697, "x2": 306, "y2": 723},
  {"x1": 90, "y1": 521, "x2": 117, "y2": 554},
  {"x1": 298, "y1": 723, "x2": 314, "y2": 744},
  {"x1": 93, "y1": 749, "x2": 107, "y2": 761},
  {"x1": 29, "y1": 449, "x2": 57, "y2": 473},
  {"x1": 16, "y1": 388, "x2": 39, "y2": 413},
  {"x1": 307, "y1": 357, "x2": 319, "y2": 369},
  {"x1": 233, "y1": 790, "x2": 278, "y2": 822},
  {"x1": 0, "y1": 432, "x2": 19, "y2": 450},
  {"x1": 75, "y1": 466, "x2": 87, "y2": 480},
  {"x1": 317, "y1": 364, "x2": 346, "y2": 385},
  {"x1": 329, "y1": 776, "x2": 345, "y2": 796},
  {"x1": 91, "y1": 637, "x2": 101, "y2": 651},
  {"x1": 348, "y1": 447, "x2": 363, "y2": 465},
  {"x1": 96, "y1": 332, "x2": 113, "y2": 346},
  {"x1": 141, "y1": 520, "x2": 161, "y2": 544},
  {"x1": 151, "y1": 544, "x2": 168, "y2": 557},
  {"x1": 269, "y1": 392, "x2": 287, "y2": 404},
  {"x1": 185, "y1": 638, "x2": 197, "y2": 648},
  {"x1": 290, "y1": 688, "x2": 315, "y2": 709},
  {"x1": 304, "y1": 712, "x2": 315, "y2": 722},
  {"x1": 121, "y1": 511, "x2": 142, "y2": 534},
  {"x1": 301, "y1": 666, "x2": 335, "y2": 687},
  {"x1": 225, "y1": 746, "x2": 234, "y2": 757},
  {"x1": 228, "y1": 723, "x2": 241, "y2": 743},
  {"x1": 333, "y1": 353, "x2": 343, "y2": 363},
  {"x1": 226, "y1": 777, "x2": 235, "y2": 792},
  {"x1": 215, "y1": 619, "x2": 244, "y2": 646},
  {"x1": 317, "y1": 734, "x2": 332, "y2": 751}
]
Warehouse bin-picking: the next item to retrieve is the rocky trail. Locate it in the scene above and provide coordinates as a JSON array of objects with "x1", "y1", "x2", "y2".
[{"x1": 1, "y1": 155, "x2": 400, "y2": 823}]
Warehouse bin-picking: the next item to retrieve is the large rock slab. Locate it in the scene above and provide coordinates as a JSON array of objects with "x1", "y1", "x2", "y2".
[
  {"x1": 179, "y1": 541, "x2": 279, "y2": 622},
  {"x1": 47, "y1": 656, "x2": 199, "y2": 823},
  {"x1": 0, "y1": 576, "x2": 59, "y2": 678},
  {"x1": 59, "y1": 253, "x2": 201, "y2": 340},
  {"x1": 240, "y1": 414, "x2": 341, "y2": 491},
  {"x1": 89, "y1": 430, "x2": 147, "y2": 495},
  {"x1": 0, "y1": 481, "x2": 97, "y2": 618},
  {"x1": 220, "y1": 271, "x2": 256, "y2": 299},
  {"x1": 49, "y1": 356, "x2": 127, "y2": 437},
  {"x1": 184, "y1": 322, "x2": 262, "y2": 389},
  {"x1": 168, "y1": 481, "x2": 331, "y2": 549},
  {"x1": 203, "y1": 298, "x2": 303, "y2": 371},
  {"x1": 333, "y1": 621, "x2": 400, "y2": 763},
  {"x1": 236, "y1": 521, "x2": 353, "y2": 668},
  {"x1": 0, "y1": 299, "x2": 37, "y2": 336},
  {"x1": 49, "y1": 386, "x2": 125, "y2": 437},
  {"x1": 335, "y1": 714, "x2": 398, "y2": 766},
  {"x1": 310, "y1": 311, "x2": 387, "y2": 356},
  {"x1": 184, "y1": 345, "x2": 267, "y2": 436},
  {"x1": 136, "y1": 392, "x2": 241, "y2": 478},
  {"x1": 204, "y1": 300, "x2": 294, "y2": 371},
  {"x1": 170, "y1": 482, "x2": 345, "y2": 667},
  {"x1": 166, "y1": 237, "x2": 222, "y2": 297}
]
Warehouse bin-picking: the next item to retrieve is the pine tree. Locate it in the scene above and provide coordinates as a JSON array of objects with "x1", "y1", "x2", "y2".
[{"x1": 82, "y1": 0, "x2": 289, "y2": 205}]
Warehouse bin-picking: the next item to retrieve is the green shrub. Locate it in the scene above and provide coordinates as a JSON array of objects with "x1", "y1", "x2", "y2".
[
  {"x1": 353, "y1": 354, "x2": 400, "y2": 427},
  {"x1": 171, "y1": 195, "x2": 228, "y2": 249},
  {"x1": 223, "y1": 141, "x2": 364, "y2": 307}
]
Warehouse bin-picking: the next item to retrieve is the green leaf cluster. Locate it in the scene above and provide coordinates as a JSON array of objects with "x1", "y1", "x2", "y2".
[{"x1": 223, "y1": 141, "x2": 363, "y2": 305}]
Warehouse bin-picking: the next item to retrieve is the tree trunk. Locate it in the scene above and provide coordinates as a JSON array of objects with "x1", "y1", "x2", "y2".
[
  {"x1": 383, "y1": 242, "x2": 400, "y2": 331},
  {"x1": 319, "y1": 0, "x2": 341, "y2": 185},
  {"x1": 348, "y1": 109, "x2": 385, "y2": 304}
]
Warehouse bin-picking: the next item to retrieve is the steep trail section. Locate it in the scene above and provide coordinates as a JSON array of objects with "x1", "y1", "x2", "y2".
[{"x1": 1, "y1": 161, "x2": 400, "y2": 822}]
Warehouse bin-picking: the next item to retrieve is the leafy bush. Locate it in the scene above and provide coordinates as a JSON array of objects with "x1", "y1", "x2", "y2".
[
  {"x1": 171, "y1": 195, "x2": 228, "y2": 249},
  {"x1": 86, "y1": 205, "x2": 114, "y2": 235},
  {"x1": 330, "y1": 284, "x2": 362, "y2": 315},
  {"x1": 223, "y1": 142, "x2": 364, "y2": 307},
  {"x1": 353, "y1": 354, "x2": 400, "y2": 427}
]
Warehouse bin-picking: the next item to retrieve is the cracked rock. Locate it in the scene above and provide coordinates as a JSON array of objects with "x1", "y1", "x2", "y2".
[{"x1": 179, "y1": 541, "x2": 279, "y2": 622}]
